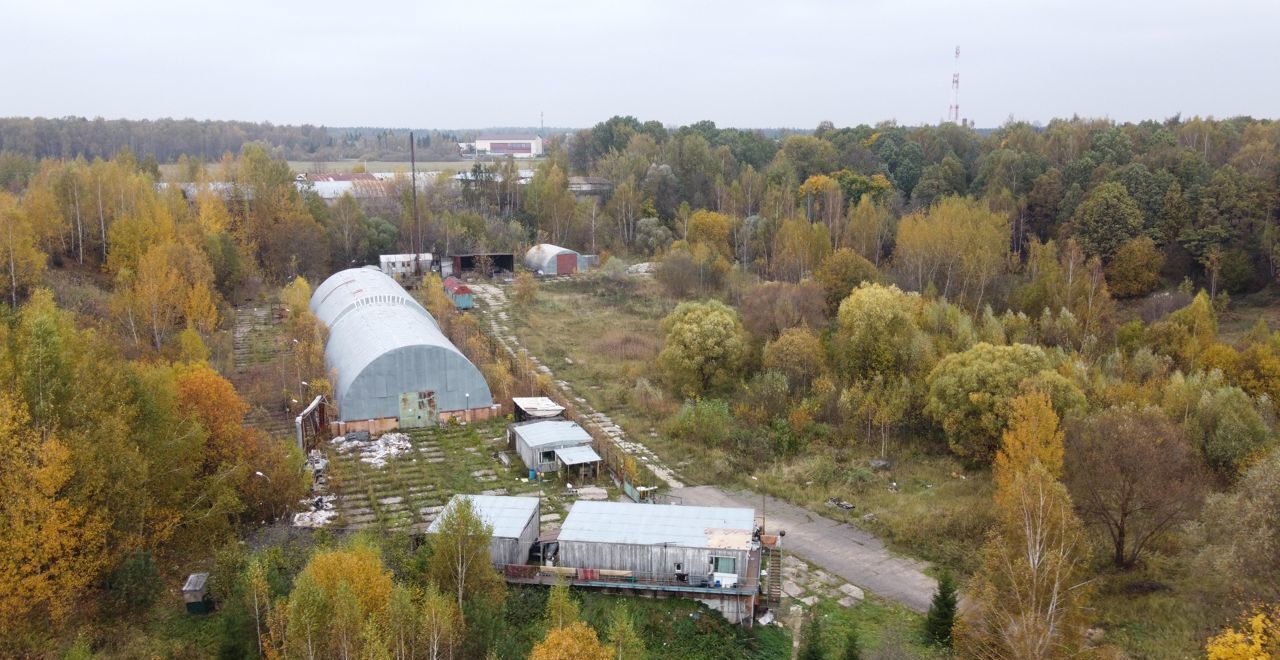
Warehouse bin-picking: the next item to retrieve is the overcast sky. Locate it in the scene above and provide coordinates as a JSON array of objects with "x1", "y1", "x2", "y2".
[{"x1": 3, "y1": 0, "x2": 1277, "y2": 130}]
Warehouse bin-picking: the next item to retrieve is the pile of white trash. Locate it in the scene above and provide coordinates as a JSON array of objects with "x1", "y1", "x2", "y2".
[{"x1": 330, "y1": 432, "x2": 413, "y2": 469}]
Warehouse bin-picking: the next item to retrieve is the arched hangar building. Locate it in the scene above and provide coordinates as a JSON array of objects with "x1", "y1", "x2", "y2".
[{"x1": 310, "y1": 267, "x2": 497, "y2": 434}]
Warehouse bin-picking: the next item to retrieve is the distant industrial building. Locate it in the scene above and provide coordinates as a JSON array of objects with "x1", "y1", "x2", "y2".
[
  {"x1": 428, "y1": 494, "x2": 540, "y2": 566},
  {"x1": 311, "y1": 267, "x2": 496, "y2": 433},
  {"x1": 379, "y1": 253, "x2": 434, "y2": 284},
  {"x1": 568, "y1": 176, "x2": 614, "y2": 198},
  {"x1": 474, "y1": 134, "x2": 544, "y2": 158},
  {"x1": 524, "y1": 244, "x2": 582, "y2": 276},
  {"x1": 508, "y1": 419, "x2": 601, "y2": 478}
]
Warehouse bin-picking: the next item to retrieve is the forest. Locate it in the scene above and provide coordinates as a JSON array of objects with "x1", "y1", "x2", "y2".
[{"x1": 0, "y1": 112, "x2": 1278, "y2": 658}]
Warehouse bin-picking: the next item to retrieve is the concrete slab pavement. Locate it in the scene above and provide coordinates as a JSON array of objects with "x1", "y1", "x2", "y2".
[{"x1": 672, "y1": 485, "x2": 937, "y2": 612}]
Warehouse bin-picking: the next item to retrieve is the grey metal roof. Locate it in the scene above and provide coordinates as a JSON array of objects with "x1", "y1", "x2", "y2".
[
  {"x1": 524, "y1": 243, "x2": 578, "y2": 272},
  {"x1": 426, "y1": 495, "x2": 539, "y2": 539},
  {"x1": 310, "y1": 267, "x2": 493, "y2": 421},
  {"x1": 558, "y1": 502, "x2": 755, "y2": 550},
  {"x1": 513, "y1": 420, "x2": 593, "y2": 449},
  {"x1": 512, "y1": 397, "x2": 565, "y2": 418},
  {"x1": 555, "y1": 445, "x2": 602, "y2": 465}
]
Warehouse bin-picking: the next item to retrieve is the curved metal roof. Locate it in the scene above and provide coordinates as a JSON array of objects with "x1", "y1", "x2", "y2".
[
  {"x1": 311, "y1": 268, "x2": 491, "y2": 421},
  {"x1": 311, "y1": 266, "x2": 432, "y2": 329},
  {"x1": 524, "y1": 243, "x2": 578, "y2": 272}
]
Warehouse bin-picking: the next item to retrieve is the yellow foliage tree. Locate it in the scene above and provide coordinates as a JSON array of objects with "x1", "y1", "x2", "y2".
[
  {"x1": 0, "y1": 389, "x2": 108, "y2": 642},
  {"x1": 954, "y1": 463, "x2": 1091, "y2": 659},
  {"x1": 0, "y1": 192, "x2": 48, "y2": 307},
  {"x1": 530, "y1": 621, "x2": 611, "y2": 660},
  {"x1": 1206, "y1": 604, "x2": 1280, "y2": 660},
  {"x1": 298, "y1": 541, "x2": 394, "y2": 618},
  {"x1": 993, "y1": 390, "x2": 1064, "y2": 494},
  {"x1": 513, "y1": 271, "x2": 539, "y2": 308}
]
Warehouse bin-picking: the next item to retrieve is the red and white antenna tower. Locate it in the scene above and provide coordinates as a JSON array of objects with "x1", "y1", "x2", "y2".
[{"x1": 949, "y1": 46, "x2": 961, "y2": 124}]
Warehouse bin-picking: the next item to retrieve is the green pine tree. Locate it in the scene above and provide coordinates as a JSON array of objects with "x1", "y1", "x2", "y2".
[{"x1": 924, "y1": 570, "x2": 958, "y2": 647}]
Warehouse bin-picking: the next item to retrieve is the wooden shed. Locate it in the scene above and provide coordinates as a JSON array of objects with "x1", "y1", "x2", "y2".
[
  {"x1": 428, "y1": 495, "x2": 540, "y2": 567},
  {"x1": 182, "y1": 573, "x2": 213, "y2": 614}
]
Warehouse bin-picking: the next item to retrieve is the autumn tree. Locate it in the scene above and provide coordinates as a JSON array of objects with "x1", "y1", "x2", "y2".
[
  {"x1": 762, "y1": 327, "x2": 826, "y2": 390},
  {"x1": 545, "y1": 578, "x2": 581, "y2": 630},
  {"x1": 834, "y1": 283, "x2": 923, "y2": 382},
  {"x1": 657, "y1": 300, "x2": 747, "y2": 398},
  {"x1": 419, "y1": 586, "x2": 461, "y2": 660},
  {"x1": 925, "y1": 343, "x2": 1085, "y2": 464},
  {"x1": 0, "y1": 390, "x2": 108, "y2": 648},
  {"x1": 955, "y1": 462, "x2": 1091, "y2": 659},
  {"x1": 894, "y1": 196, "x2": 1008, "y2": 308},
  {"x1": 1069, "y1": 181, "x2": 1143, "y2": 260},
  {"x1": 1192, "y1": 446, "x2": 1280, "y2": 607},
  {"x1": 513, "y1": 271, "x2": 539, "y2": 308},
  {"x1": 1064, "y1": 406, "x2": 1206, "y2": 568},
  {"x1": 530, "y1": 620, "x2": 611, "y2": 660},
  {"x1": 605, "y1": 604, "x2": 645, "y2": 660},
  {"x1": 0, "y1": 192, "x2": 46, "y2": 307},
  {"x1": 844, "y1": 194, "x2": 894, "y2": 266},
  {"x1": 814, "y1": 248, "x2": 879, "y2": 315},
  {"x1": 1205, "y1": 604, "x2": 1280, "y2": 659},
  {"x1": 1105, "y1": 236, "x2": 1164, "y2": 298},
  {"x1": 739, "y1": 280, "x2": 826, "y2": 340},
  {"x1": 994, "y1": 391, "x2": 1064, "y2": 493},
  {"x1": 427, "y1": 496, "x2": 505, "y2": 611}
]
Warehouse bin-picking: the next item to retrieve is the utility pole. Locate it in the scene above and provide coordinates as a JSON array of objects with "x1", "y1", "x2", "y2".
[
  {"x1": 409, "y1": 131, "x2": 421, "y2": 254},
  {"x1": 949, "y1": 46, "x2": 961, "y2": 125}
]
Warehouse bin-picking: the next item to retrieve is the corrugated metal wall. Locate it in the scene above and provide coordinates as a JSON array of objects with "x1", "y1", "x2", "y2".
[{"x1": 558, "y1": 541, "x2": 750, "y2": 582}]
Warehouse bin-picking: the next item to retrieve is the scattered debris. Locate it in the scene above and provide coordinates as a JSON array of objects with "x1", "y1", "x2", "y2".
[
  {"x1": 330, "y1": 432, "x2": 413, "y2": 469},
  {"x1": 825, "y1": 496, "x2": 855, "y2": 510},
  {"x1": 757, "y1": 610, "x2": 775, "y2": 626},
  {"x1": 292, "y1": 495, "x2": 337, "y2": 528},
  {"x1": 862, "y1": 513, "x2": 877, "y2": 523},
  {"x1": 869, "y1": 458, "x2": 892, "y2": 471}
]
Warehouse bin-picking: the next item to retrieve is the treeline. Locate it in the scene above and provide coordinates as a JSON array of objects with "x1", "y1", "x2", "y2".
[{"x1": 0, "y1": 117, "x2": 466, "y2": 163}]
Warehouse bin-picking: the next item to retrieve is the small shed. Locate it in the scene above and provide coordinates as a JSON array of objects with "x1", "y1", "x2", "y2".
[
  {"x1": 509, "y1": 420, "x2": 595, "y2": 474},
  {"x1": 442, "y1": 276, "x2": 474, "y2": 310},
  {"x1": 512, "y1": 396, "x2": 565, "y2": 422},
  {"x1": 182, "y1": 573, "x2": 213, "y2": 614},
  {"x1": 557, "y1": 502, "x2": 757, "y2": 588},
  {"x1": 524, "y1": 244, "x2": 581, "y2": 276},
  {"x1": 427, "y1": 495, "x2": 540, "y2": 567}
]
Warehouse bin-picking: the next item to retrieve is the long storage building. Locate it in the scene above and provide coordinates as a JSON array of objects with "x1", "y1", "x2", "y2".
[
  {"x1": 310, "y1": 267, "x2": 496, "y2": 433},
  {"x1": 556, "y1": 501, "x2": 757, "y2": 590}
]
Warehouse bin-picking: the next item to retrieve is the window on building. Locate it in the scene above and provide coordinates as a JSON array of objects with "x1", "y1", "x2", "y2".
[
  {"x1": 540, "y1": 450, "x2": 556, "y2": 464},
  {"x1": 710, "y1": 556, "x2": 736, "y2": 574}
]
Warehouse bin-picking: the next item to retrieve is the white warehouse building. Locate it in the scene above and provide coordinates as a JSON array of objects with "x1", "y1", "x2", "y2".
[{"x1": 474, "y1": 134, "x2": 544, "y2": 158}]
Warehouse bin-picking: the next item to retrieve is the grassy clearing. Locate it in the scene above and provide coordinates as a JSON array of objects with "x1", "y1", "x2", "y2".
[
  {"x1": 509, "y1": 278, "x2": 992, "y2": 568},
  {"x1": 323, "y1": 418, "x2": 614, "y2": 533}
]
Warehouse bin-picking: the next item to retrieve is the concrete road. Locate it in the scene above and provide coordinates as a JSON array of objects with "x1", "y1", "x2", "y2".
[{"x1": 672, "y1": 485, "x2": 937, "y2": 612}]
